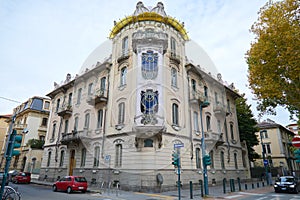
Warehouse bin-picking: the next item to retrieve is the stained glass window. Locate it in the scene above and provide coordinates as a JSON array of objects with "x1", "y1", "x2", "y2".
[{"x1": 141, "y1": 50, "x2": 158, "y2": 80}]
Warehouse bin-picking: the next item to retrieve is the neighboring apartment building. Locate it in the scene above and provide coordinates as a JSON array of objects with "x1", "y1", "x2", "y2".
[
  {"x1": 1, "y1": 97, "x2": 50, "y2": 174},
  {"x1": 254, "y1": 119, "x2": 298, "y2": 175},
  {"x1": 0, "y1": 114, "x2": 11, "y2": 168},
  {"x1": 286, "y1": 123, "x2": 299, "y2": 136},
  {"x1": 40, "y1": 2, "x2": 250, "y2": 191}
]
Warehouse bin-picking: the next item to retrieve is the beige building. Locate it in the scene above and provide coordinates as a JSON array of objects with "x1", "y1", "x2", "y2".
[
  {"x1": 40, "y1": 2, "x2": 250, "y2": 191},
  {"x1": 254, "y1": 119, "x2": 298, "y2": 175},
  {"x1": 286, "y1": 123, "x2": 299, "y2": 136},
  {"x1": 0, "y1": 114, "x2": 11, "y2": 168},
  {"x1": 1, "y1": 97, "x2": 50, "y2": 174}
]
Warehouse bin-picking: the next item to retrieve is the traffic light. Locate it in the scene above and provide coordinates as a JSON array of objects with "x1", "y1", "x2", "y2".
[
  {"x1": 172, "y1": 151, "x2": 180, "y2": 167},
  {"x1": 294, "y1": 149, "x2": 300, "y2": 163},
  {"x1": 11, "y1": 130, "x2": 22, "y2": 157},
  {"x1": 203, "y1": 154, "x2": 211, "y2": 166}
]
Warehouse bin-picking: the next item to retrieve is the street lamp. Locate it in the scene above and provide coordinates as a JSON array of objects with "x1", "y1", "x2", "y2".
[
  {"x1": 260, "y1": 129, "x2": 269, "y2": 185},
  {"x1": 200, "y1": 100, "x2": 210, "y2": 195}
]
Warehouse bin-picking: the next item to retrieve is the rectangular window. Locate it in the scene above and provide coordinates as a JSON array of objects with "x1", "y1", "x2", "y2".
[
  {"x1": 171, "y1": 37, "x2": 176, "y2": 56},
  {"x1": 209, "y1": 151, "x2": 214, "y2": 168},
  {"x1": 193, "y1": 112, "x2": 199, "y2": 132},
  {"x1": 227, "y1": 99, "x2": 231, "y2": 112},
  {"x1": 115, "y1": 144, "x2": 122, "y2": 167},
  {"x1": 44, "y1": 101, "x2": 50, "y2": 110},
  {"x1": 206, "y1": 116, "x2": 211, "y2": 131},
  {"x1": 122, "y1": 36, "x2": 128, "y2": 56},
  {"x1": 64, "y1": 120, "x2": 69, "y2": 134},
  {"x1": 196, "y1": 148, "x2": 201, "y2": 169},
  {"x1": 120, "y1": 67, "x2": 127, "y2": 86},
  {"x1": 118, "y1": 103, "x2": 125, "y2": 124},
  {"x1": 234, "y1": 153, "x2": 238, "y2": 169},
  {"x1": 42, "y1": 118, "x2": 48, "y2": 126},
  {"x1": 263, "y1": 144, "x2": 272, "y2": 154},
  {"x1": 77, "y1": 88, "x2": 82, "y2": 104},
  {"x1": 171, "y1": 68, "x2": 177, "y2": 87},
  {"x1": 84, "y1": 113, "x2": 90, "y2": 129},
  {"x1": 230, "y1": 123, "x2": 234, "y2": 140},
  {"x1": 74, "y1": 117, "x2": 79, "y2": 131},
  {"x1": 59, "y1": 150, "x2": 65, "y2": 167},
  {"x1": 88, "y1": 83, "x2": 93, "y2": 96},
  {"x1": 51, "y1": 123, "x2": 56, "y2": 139},
  {"x1": 56, "y1": 99, "x2": 60, "y2": 112},
  {"x1": 97, "y1": 109, "x2": 103, "y2": 129},
  {"x1": 100, "y1": 77, "x2": 106, "y2": 92},
  {"x1": 68, "y1": 93, "x2": 72, "y2": 106},
  {"x1": 81, "y1": 148, "x2": 86, "y2": 167},
  {"x1": 221, "y1": 151, "x2": 225, "y2": 169},
  {"x1": 172, "y1": 103, "x2": 179, "y2": 125},
  {"x1": 93, "y1": 146, "x2": 100, "y2": 167}
]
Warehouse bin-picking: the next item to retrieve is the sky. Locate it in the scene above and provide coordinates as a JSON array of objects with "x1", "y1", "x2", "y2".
[{"x1": 0, "y1": 0, "x2": 295, "y2": 126}]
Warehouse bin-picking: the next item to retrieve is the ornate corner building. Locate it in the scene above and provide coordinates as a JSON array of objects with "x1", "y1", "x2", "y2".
[{"x1": 40, "y1": 2, "x2": 250, "y2": 191}]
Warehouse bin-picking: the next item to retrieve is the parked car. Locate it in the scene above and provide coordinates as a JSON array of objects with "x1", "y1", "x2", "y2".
[
  {"x1": 52, "y1": 176, "x2": 88, "y2": 193},
  {"x1": 0, "y1": 172, "x2": 9, "y2": 185},
  {"x1": 12, "y1": 172, "x2": 31, "y2": 184},
  {"x1": 274, "y1": 176, "x2": 300, "y2": 193}
]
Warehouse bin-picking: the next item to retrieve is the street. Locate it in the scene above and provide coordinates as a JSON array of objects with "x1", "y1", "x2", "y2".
[{"x1": 6, "y1": 182, "x2": 300, "y2": 200}]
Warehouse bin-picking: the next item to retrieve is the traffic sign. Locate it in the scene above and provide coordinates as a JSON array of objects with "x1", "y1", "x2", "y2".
[
  {"x1": 292, "y1": 137, "x2": 300, "y2": 148},
  {"x1": 174, "y1": 143, "x2": 184, "y2": 148},
  {"x1": 263, "y1": 160, "x2": 268, "y2": 166}
]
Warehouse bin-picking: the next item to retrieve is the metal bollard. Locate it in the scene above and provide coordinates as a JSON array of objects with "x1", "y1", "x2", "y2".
[
  {"x1": 190, "y1": 181, "x2": 193, "y2": 199},
  {"x1": 223, "y1": 178, "x2": 227, "y2": 194},
  {"x1": 199, "y1": 180, "x2": 203, "y2": 197}
]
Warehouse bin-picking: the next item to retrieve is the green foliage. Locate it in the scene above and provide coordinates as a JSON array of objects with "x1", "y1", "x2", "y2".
[
  {"x1": 246, "y1": 0, "x2": 300, "y2": 122},
  {"x1": 236, "y1": 94, "x2": 260, "y2": 161},
  {"x1": 27, "y1": 139, "x2": 45, "y2": 149}
]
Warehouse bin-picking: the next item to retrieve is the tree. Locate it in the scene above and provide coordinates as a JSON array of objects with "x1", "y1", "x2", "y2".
[
  {"x1": 246, "y1": 0, "x2": 300, "y2": 122},
  {"x1": 236, "y1": 94, "x2": 260, "y2": 161},
  {"x1": 27, "y1": 139, "x2": 45, "y2": 149}
]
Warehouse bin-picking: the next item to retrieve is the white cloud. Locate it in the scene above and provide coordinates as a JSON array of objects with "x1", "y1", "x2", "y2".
[{"x1": 0, "y1": 0, "x2": 293, "y2": 125}]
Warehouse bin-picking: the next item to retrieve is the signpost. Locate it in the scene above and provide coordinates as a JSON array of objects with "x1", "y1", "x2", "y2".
[
  {"x1": 173, "y1": 143, "x2": 183, "y2": 200},
  {"x1": 292, "y1": 137, "x2": 300, "y2": 148}
]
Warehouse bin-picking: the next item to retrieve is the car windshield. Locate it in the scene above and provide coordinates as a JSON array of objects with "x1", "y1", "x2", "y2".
[
  {"x1": 279, "y1": 177, "x2": 294, "y2": 182},
  {"x1": 75, "y1": 177, "x2": 87, "y2": 182}
]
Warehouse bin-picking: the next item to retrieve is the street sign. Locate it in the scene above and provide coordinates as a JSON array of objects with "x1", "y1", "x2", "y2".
[
  {"x1": 263, "y1": 160, "x2": 268, "y2": 166},
  {"x1": 105, "y1": 155, "x2": 111, "y2": 162},
  {"x1": 292, "y1": 137, "x2": 300, "y2": 148},
  {"x1": 174, "y1": 143, "x2": 184, "y2": 148}
]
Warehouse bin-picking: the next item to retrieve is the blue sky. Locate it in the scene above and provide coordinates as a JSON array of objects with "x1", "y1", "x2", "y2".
[{"x1": 0, "y1": 0, "x2": 294, "y2": 126}]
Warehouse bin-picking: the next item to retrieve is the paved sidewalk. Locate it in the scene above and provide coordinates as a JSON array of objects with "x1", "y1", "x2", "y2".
[{"x1": 31, "y1": 179, "x2": 274, "y2": 200}]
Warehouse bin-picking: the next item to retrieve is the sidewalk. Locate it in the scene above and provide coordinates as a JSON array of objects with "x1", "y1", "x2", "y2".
[{"x1": 30, "y1": 179, "x2": 274, "y2": 200}]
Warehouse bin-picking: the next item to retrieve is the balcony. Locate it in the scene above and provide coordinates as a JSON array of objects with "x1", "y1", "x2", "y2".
[
  {"x1": 169, "y1": 52, "x2": 180, "y2": 65},
  {"x1": 57, "y1": 105, "x2": 72, "y2": 118},
  {"x1": 60, "y1": 130, "x2": 90, "y2": 145},
  {"x1": 86, "y1": 89, "x2": 108, "y2": 106},
  {"x1": 38, "y1": 125, "x2": 47, "y2": 132},
  {"x1": 204, "y1": 131, "x2": 225, "y2": 148},
  {"x1": 14, "y1": 123, "x2": 27, "y2": 131},
  {"x1": 117, "y1": 50, "x2": 129, "y2": 63},
  {"x1": 133, "y1": 114, "x2": 165, "y2": 138},
  {"x1": 213, "y1": 102, "x2": 227, "y2": 118},
  {"x1": 190, "y1": 90, "x2": 209, "y2": 106}
]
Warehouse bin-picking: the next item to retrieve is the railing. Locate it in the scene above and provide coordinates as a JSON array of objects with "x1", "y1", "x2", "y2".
[
  {"x1": 117, "y1": 49, "x2": 129, "y2": 63},
  {"x1": 86, "y1": 89, "x2": 108, "y2": 105},
  {"x1": 57, "y1": 105, "x2": 72, "y2": 117},
  {"x1": 190, "y1": 90, "x2": 209, "y2": 105},
  {"x1": 170, "y1": 52, "x2": 181, "y2": 64}
]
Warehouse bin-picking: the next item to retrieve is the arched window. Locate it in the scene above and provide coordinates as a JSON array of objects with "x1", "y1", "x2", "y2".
[
  {"x1": 77, "y1": 88, "x2": 82, "y2": 104},
  {"x1": 193, "y1": 112, "x2": 199, "y2": 132},
  {"x1": 206, "y1": 115, "x2": 211, "y2": 131},
  {"x1": 59, "y1": 150, "x2": 65, "y2": 167},
  {"x1": 221, "y1": 151, "x2": 225, "y2": 169},
  {"x1": 120, "y1": 67, "x2": 127, "y2": 86},
  {"x1": 47, "y1": 151, "x2": 51, "y2": 167},
  {"x1": 64, "y1": 119, "x2": 69, "y2": 134},
  {"x1": 84, "y1": 113, "x2": 90, "y2": 129},
  {"x1": 97, "y1": 109, "x2": 103, "y2": 129},
  {"x1": 51, "y1": 123, "x2": 56, "y2": 139},
  {"x1": 122, "y1": 36, "x2": 128, "y2": 56},
  {"x1": 171, "y1": 67, "x2": 177, "y2": 87},
  {"x1": 230, "y1": 123, "x2": 234, "y2": 140},
  {"x1": 234, "y1": 152, "x2": 238, "y2": 169},
  {"x1": 118, "y1": 102, "x2": 125, "y2": 124},
  {"x1": 74, "y1": 117, "x2": 79, "y2": 131},
  {"x1": 81, "y1": 148, "x2": 86, "y2": 167},
  {"x1": 196, "y1": 148, "x2": 201, "y2": 169},
  {"x1": 115, "y1": 144, "x2": 122, "y2": 167},
  {"x1": 100, "y1": 77, "x2": 106, "y2": 92},
  {"x1": 93, "y1": 146, "x2": 100, "y2": 167},
  {"x1": 68, "y1": 93, "x2": 72, "y2": 106},
  {"x1": 56, "y1": 99, "x2": 60, "y2": 112},
  {"x1": 172, "y1": 103, "x2": 179, "y2": 126}
]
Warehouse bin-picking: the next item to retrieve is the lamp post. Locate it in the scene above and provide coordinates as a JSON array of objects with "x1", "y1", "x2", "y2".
[
  {"x1": 200, "y1": 100, "x2": 209, "y2": 195},
  {"x1": 260, "y1": 129, "x2": 269, "y2": 185}
]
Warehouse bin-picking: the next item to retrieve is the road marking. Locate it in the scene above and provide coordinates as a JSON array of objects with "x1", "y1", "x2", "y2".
[
  {"x1": 225, "y1": 194, "x2": 244, "y2": 199},
  {"x1": 135, "y1": 192, "x2": 176, "y2": 200},
  {"x1": 239, "y1": 192, "x2": 264, "y2": 196}
]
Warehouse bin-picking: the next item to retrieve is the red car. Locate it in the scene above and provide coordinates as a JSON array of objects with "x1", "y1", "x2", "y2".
[
  {"x1": 12, "y1": 172, "x2": 31, "y2": 184},
  {"x1": 52, "y1": 176, "x2": 88, "y2": 193}
]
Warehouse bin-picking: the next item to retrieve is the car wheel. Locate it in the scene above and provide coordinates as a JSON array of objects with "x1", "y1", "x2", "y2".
[
  {"x1": 294, "y1": 188, "x2": 298, "y2": 194},
  {"x1": 53, "y1": 185, "x2": 57, "y2": 192},
  {"x1": 67, "y1": 187, "x2": 72, "y2": 194},
  {"x1": 82, "y1": 190, "x2": 86, "y2": 193}
]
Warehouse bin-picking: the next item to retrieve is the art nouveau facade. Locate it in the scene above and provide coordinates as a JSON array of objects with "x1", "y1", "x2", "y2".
[
  {"x1": 40, "y1": 2, "x2": 250, "y2": 191},
  {"x1": 1, "y1": 97, "x2": 50, "y2": 174}
]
